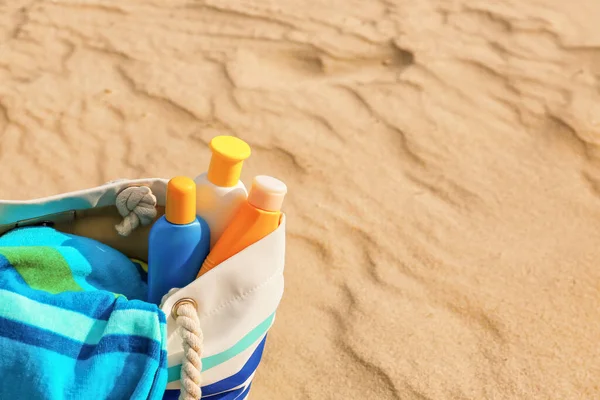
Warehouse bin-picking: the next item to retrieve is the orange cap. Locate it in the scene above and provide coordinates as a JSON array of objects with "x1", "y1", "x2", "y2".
[
  {"x1": 166, "y1": 176, "x2": 197, "y2": 225},
  {"x1": 207, "y1": 136, "x2": 251, "y2": 187},
  {"x1": 248, "y1": 175, "x2": 287, "y2": 212}
]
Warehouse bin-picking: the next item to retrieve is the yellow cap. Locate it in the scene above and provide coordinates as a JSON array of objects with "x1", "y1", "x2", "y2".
[
  {"x1": 207, "y1": 136, "x2": 251, "y2": 187},
  {"x1": 166, "y1": 176, "x2": 196, "y2": 225}
]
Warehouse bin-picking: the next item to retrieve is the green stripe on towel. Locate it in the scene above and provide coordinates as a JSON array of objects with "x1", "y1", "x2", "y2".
[{"x1": 0, "y1": 247, "x2": 83, "y2": 294}]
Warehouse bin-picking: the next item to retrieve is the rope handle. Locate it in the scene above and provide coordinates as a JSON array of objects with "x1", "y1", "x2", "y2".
[
  {"x1": 172, "y1": 297, "x2": 204, "y2": 400},
  {"x1": 161, "y1": 290, "x2": 204, "y2": 400}
]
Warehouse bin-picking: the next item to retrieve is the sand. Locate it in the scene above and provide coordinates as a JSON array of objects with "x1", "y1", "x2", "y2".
[{"x1": 1, "y1": 0, "x2": 600, "y2": 398}]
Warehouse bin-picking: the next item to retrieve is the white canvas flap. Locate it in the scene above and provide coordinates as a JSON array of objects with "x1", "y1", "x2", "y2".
[{"x1": 161, "y1": 215, "x2": 286, "y2": 386}]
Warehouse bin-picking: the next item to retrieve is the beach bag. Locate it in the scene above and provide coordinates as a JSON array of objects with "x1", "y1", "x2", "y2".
[{"x1": 0, "y1": 178, "x2": 286, "y2": 399}]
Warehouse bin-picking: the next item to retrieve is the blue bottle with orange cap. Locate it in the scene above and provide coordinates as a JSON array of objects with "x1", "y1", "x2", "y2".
[{"x1": 147, "y1": 176, "x2": 210, "y2": 305}]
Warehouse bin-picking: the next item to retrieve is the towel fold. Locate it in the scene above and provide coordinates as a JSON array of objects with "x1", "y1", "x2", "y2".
[{"x1": 0, "y1": 226, "x2": 168, "y2": 400}]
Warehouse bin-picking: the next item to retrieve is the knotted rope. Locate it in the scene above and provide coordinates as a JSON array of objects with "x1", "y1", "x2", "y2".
[
  {"x1": 114, "y1": 186, "x2": 157, "y2": 236},
  {"x1": 174, "y1": 301, "x2": 204, "y2": 400},
  {"x1": 162, "y1": 290, "x2": 204, "y2": 400}
]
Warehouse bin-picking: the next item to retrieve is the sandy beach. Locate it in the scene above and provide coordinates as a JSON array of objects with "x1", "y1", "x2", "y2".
[{"x1": 1, "y1": 0, "x2": 600, "y2": 398}]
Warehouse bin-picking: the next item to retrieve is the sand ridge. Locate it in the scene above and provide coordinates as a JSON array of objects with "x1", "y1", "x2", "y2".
[{"x1": 1, "y1": 0, "x2": 600, "y2": 398}]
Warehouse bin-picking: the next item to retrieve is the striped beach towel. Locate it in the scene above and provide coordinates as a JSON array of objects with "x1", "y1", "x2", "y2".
[{"x1": 0, "y1": 226, "x2": 168, "y2": 399}]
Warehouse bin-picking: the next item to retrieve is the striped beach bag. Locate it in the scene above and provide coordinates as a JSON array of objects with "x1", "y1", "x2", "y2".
[{"x1": 0, "y1": 178, "x2": 286, "y2": 399}]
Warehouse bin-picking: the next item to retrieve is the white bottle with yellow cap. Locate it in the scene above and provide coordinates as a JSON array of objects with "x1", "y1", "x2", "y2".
[{"x1": 195, "y1": 136, "x2": 252, "y2": 248}]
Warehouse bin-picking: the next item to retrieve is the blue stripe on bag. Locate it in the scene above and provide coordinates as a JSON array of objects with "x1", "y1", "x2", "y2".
[
  {"x1": 202, "y1": 336, "x2": 266, "y2": 396},
  {"x1": 0, "y1": 316, "x2": 164, "y2": 361},
  {"x1": 213, "y1": 382, "x2": 252, "y2": 400},
  {"x1": 206, "y1": 382, "x2": 252, "y2": 399},
  {"x1": 163, "y1": 336, "x2": 266, "y2": 399},
  {"x1": 163, "y1": 386, "x2": 249, "y2": 400},
  {"x1": 236, "y1": 383, "x2": 252, "y2": 400}
]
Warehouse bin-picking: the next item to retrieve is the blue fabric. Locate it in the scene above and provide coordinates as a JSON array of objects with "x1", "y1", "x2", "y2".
[
  {"x1": 163, "y1": 336, "x2": 266, "y2": 400},
  {"x1": 0, "y1": 226, "x2": 168, "y2": 400},
  {"x1": 0, "y1": 226, "x2": 147, "y2": 299},
  {"x1": 203, "y1": 336, "x2": 266, "y2": 396}
]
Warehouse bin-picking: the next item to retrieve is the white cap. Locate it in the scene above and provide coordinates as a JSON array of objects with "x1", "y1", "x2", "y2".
[{"x1": 248, "y1": 175, "x2": 287, "y2": 212}]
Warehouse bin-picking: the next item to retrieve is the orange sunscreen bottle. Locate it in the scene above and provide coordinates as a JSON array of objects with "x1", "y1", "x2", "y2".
[{"x1": 197, "y1": 175, "x2": 287, "y2": 278}]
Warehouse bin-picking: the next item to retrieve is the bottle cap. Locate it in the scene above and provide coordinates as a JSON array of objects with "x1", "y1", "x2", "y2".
[
  {"x1": 166, "y1": 176, "x2": 197, "y2": 225},
  {"x1": 207, "y1": 136, "x2": 251, "y2": 187},
  {"x1": 248, "y1": 175, "x2": 287, "y2": 212}
]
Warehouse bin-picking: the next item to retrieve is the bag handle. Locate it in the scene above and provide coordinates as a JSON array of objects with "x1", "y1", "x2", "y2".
[{"x1": 172, "y1": 297, "x2": 204, "y2": 400}]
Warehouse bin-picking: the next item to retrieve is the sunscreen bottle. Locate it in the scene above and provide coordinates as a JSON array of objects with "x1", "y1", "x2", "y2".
[
  {"x1": 197, "y1": 175, "x2": 286, "y2": 278},
  {"x1": 147, "y1": 176, "x2": 210, "y2": 305},
  {"x1": 195, "y1": 136, "x2": 251, "y2": 248}
]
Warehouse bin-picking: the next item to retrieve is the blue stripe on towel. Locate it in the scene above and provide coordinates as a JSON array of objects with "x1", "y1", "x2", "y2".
[{"x1": 0, "y1": 316, "x2": 163, "y2": 361}]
